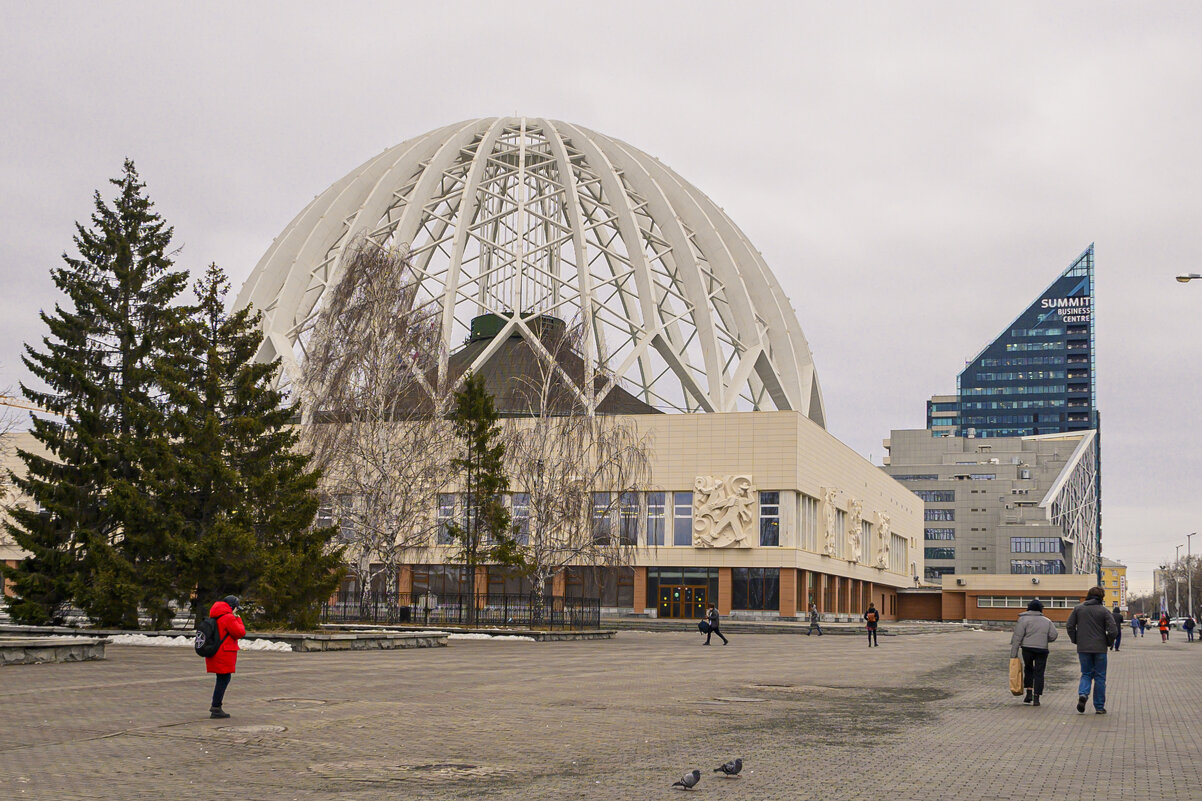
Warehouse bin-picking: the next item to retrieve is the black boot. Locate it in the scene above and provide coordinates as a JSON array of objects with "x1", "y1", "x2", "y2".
[
  {"x1": 1032, "y1": 695, "x2": 1040, "y2": 707},
  {"x1": 1023, "y1": 689, "x2": 1033, "y2": 704},
  {"x1": 210, "y1": 706, "x2": 230, "y2": 719}
]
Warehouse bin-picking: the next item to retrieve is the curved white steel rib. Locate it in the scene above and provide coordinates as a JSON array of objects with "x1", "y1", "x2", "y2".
[{"x1": 235, "y1": 117, "x2": 825, "y2": 424}]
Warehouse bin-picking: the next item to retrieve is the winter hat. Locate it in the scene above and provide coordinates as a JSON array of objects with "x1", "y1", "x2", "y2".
[
  {"x1": 222, "y1": 595, "x2": 240, "y2": 610},
  {"x1": 1027, "y1": 599, "x2": 1044, "y2": 611}
]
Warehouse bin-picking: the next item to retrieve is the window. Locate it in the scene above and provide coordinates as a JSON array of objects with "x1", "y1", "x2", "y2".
[
  {"x1": 835, "y1": 509, "x2": 846, "y2": 558},
  {"x1": 619, "y1": 492, "x2": 639, "y2": 545},
  {"x1": 893, "y1": 474, "x2": 939, "y2": 481},
  {"x1": 977, "y1": 596, "x2": 1072, "y2": 609},
  {"x1": 731, "y1": 568, "x2": 780, "y2": 611},
  {"x1": 889, "y1": 533, "x2": 907, "y2": 574},
  {"x1": 437, "y1": 494, "x2": 455, "y2": 545},
  {"x1": 799, "y1": 493, "x2": 819, "y2": 552},
  {"x1": 925, "y1": 528, "x2": 955, "y2": 540},
  {"x1": 1010, "y1": 537, "x2": 1063, "y2": 554},
  {"x1": 925, "y1": 566, "x2": 955, "y2": 580},
  {"x1": 511, "y1": 493, "x2": 530, "y2": 545},
  {"x1": 592, "y1": 492, "x2": 612, "y2": 543},
  {"x1": 759, "y1": 491, "x2": 780, "y2": 546},
  {"x1": 315, "y1": 500, "x2": 334, "y2": 530},
  {"x1": 925, "y1": 508, "x2": 955, "y2": 521},
  {"x1": 970, "y1": 474, "x2": 996, "y2": 480},
  {"x1": 646, "y1": 492, "x2": 666, "y2": 546},
  {"x1": 673, "y1": 491, "x2": 693, "y2": 546},
  {"x1": 914, "y1": 490, "x2": 955, "y2": 502},
  {"x1": 925, "y1": 547, "x2": 955, "y2": 560},
  {"x1": 335, "y1": 495, "x2": 357, "y2": 542},
  {"x1": 1010, "y1": 559, "x2": 1065, "y2": 575}
]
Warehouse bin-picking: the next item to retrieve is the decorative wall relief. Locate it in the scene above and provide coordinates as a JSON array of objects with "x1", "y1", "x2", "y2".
[
  {"x1": 847, "y1": 498, "x2": 864, "y2": 563},
  {"x1": 693, "y1": 475, "x2": 755, "y2": 548},
  {"x1": 874, "y1": 511, "x2": 891, "y2": 568},
  {"x1": 821, "y1": 487, "x2": 839, "y2": 556}
]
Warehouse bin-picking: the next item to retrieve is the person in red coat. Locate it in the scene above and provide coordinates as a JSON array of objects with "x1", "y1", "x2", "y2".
[{"x1": 205, "y1": 595, "x2": 246, "y2": 719}]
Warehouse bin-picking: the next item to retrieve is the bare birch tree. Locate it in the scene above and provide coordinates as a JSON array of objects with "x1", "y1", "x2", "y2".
[
  {"x1": 504, "y1": 320, "x2": 653, "y2": 610},
  {"x1": 300, "y1": 240, "x2": 453, "y2": 614}
]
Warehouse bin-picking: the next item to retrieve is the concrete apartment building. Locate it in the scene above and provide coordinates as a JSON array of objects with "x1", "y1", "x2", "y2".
[{"x1": 883, "y1": 428, "x2": 1099, "y2": 581}]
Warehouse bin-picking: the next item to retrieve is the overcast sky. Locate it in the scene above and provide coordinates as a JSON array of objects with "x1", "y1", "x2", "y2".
[{"x1": 3, "y1": 2, "x2": 1199, "y2": 594}]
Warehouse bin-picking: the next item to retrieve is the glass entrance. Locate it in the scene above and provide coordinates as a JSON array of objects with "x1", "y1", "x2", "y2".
[{"x1": 658, "y1": 585, "x2": 708, "y2": 619}]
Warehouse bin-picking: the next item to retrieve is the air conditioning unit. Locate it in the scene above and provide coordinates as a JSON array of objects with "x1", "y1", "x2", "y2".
[
  {"x1": 1031, "y1": 577, "x2": 1040, "y2": 585},
  {"x1": 956, "y1": 578, "x2": 967, "y2": 586}
]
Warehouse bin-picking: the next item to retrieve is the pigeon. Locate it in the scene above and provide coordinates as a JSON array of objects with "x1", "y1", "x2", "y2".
[
  {"x1": 672, "y1": 770, "x2": 701, "y2": 789},
  {"x1": 714, "y1": 757, "x2": 743, "y2": 777}
]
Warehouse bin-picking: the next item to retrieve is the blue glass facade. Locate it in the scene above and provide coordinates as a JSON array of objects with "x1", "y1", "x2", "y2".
[{"x1": 947, "y1": 245, "x2": 1096, "y2": 438}]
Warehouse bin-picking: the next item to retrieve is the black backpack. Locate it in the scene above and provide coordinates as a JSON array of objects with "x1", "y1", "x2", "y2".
[{"x1": 194, "y1": 615, "x2": 225, "y2": 658}]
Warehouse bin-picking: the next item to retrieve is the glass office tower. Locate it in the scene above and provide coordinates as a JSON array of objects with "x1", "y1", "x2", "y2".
[{"x1": 955, "y1": 244, "x2": 1096, "y2": 438}]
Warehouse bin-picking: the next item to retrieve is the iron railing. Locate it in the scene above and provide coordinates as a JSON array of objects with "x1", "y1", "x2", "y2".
[{"x1": 321, "y1": 591, "x2": 601, "y2": 630}]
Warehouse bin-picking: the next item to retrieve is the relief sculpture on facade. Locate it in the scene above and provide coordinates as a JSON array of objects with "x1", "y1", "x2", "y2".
[
  {"x1": 847, "y1": 498, "x2": 864, "y2": 563},
  {"x1": 821, "y1": 486, "x2": 839, "y2": 556},
  {"x1": 874, "y1": 511, "x2": 891, "y2": 568},
  {"x1": 693, "y1": 475, "x2": 755, "y2": 548}
]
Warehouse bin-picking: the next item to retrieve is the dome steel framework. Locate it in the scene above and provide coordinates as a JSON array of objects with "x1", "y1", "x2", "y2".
[{"x1": 235, "y1": 117, "x2": 825, "y2": 424}]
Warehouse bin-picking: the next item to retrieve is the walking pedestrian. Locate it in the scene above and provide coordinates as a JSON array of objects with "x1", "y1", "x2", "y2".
[
  {"x1": 1010, "y1": 599, "x2": 1058, "y2": 707},
  {"x1": 1129, "y1": 614, "x2": 1139, "y2": 640},
  {"x1": 1184, "y1": 616, "x2": 1196, "y2": 643},
  {"x1": 1159, "y1": 613, "x2": 1170, "y2": 643},
  {"x1": 863, "y1": 603, "x2": 880, "y2": 647},
  {"x1": 1111, "y1": 605, "x2": 1123, "y2": 652},
  {"x1": 704, "y1": 604, "x2": 728, "y2": 646},
  {"x1": 1138, "y1": 615, "x2": 1146, "y2": 637},
  {"x1": 1067, "y1": 587, "x2": 1118, "y2": 714},
  {"x1": 204, "y1": 595, "x2": 246, "y2": 719},
  {"x1": 806, "y1": 603, "x2": 823, "y2": 636}
]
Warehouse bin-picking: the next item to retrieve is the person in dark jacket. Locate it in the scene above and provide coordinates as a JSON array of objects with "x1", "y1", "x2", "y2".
[
  {"x1": 1137, "y1": 615, "x2": 1146, "y2": 636},
  {"x1": 1111, "y1": 606, "x2": 1123, "y2": 652},
  {"x1": 704, "y1": 604, "x2": 727, "y2": 645},
  {"x1": 863, "y1": 603, "x2": 880, "y2": 647},
  {"x1": 806, "y1": 603, "x2": 823, "y2": 636},
  {"x1": 1185, "y1": 616, "x2": 1197, "y2": 643},
  {"x1": 1011, "y1": 599, "x2": 1058, "y2": 706},
  {"x1": 1066, "y1": 587, "x2": 1118, "y2": 714},
  {"x1": 204, "y1": 596, "x2": 246, "y2": 719}
]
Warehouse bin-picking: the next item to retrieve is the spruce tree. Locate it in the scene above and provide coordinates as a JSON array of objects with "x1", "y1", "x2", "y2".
[
  {"x1": 164, "y1": 265, "x2": 344, "y2": 628},
  {"x1": 2, "y1": 161, "x2": 187, "y2": 627},
  {"x1": 445, "y1": 373, "x2": 523, "y2": 621}
]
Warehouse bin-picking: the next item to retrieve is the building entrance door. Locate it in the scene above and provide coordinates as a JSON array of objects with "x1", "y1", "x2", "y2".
[{"x1": 658, "y1": 585, "x2": 708, "y2": 619}]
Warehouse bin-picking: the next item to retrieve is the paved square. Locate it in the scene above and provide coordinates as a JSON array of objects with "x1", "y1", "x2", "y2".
[{"x1": 1, "y1": 629, "x2": 1200, "y2": 800}]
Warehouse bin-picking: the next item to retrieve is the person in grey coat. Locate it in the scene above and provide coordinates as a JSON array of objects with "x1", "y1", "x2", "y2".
[
  {"x1": 1011, "y1": 599, "x2": 1058, "y2": 706},
  {"x1": 1066, "y1": 586, "x2": 1119, "y2": 714}
]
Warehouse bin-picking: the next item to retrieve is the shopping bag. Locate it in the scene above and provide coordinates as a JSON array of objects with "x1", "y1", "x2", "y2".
[
  {"x1": 698, "y1": 620, "x2": 711, "y2": 634},
  {"x1": 1008, "y1": 657, "x2": 1023, "y2": 696}
]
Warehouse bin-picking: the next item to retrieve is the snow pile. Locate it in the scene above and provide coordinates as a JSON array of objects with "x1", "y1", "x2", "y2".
[
  {"x1": 107, "y1": 633, "x2": 293, "y2": 652},
  {"x1": 447, "y1": 633, "x2": 535, "y2": 642}
]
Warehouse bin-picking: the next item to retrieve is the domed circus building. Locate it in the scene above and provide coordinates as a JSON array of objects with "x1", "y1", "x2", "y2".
[{"x1": 236, "y1": 117, "x2": 922, "y2": 621}]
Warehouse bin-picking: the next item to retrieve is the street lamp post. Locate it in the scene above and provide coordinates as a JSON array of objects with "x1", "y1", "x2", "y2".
[
  {"x1": 1177, "y1": 273, "x2": 1202, "y2": 283},
  {"x1": 1175, "y1": 544, "x2": 1184, "y2": 617},
  {"x1": 1188, "y1": 532, "x2": 1196, "y2": 620}
]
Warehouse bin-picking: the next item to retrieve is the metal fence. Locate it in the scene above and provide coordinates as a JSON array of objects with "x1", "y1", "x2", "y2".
[{"x1": 321, "y1": 592, "x2": 601, "y2": 630}]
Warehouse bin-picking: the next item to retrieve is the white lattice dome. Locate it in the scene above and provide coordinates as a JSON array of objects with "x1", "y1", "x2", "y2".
[{"x1": 235, "y1": 117, "x2": 825, "y2": 424}]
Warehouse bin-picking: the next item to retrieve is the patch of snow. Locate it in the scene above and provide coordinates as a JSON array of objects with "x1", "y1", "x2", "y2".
[
  {"x1": 107, "y1": 633, "x2": 293, "y2": 652},
  {"x1": 447, "y1": 633, "x2": 535, "y2": 642}
]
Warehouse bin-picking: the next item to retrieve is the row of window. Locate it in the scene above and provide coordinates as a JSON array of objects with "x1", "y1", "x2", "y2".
[
  {"x1": 977, "y1": 596, "x2": 1074, "y2": 608},
  {"x1": 925, "y1": 509, "x2": 955, "y2": 521},
  {"x1": 913, "y1": 489, "x2": 956, "y2": 502},
  {"x1": 925, "y1": 547, "x2": 955, "y2": 560},
  {"x1": 894, "y1": 474, "x2": 938, "y2": 481},
  {"x1": 1010, "y1": 537, "x2": 1064, "y2": 554},
  {"x1": 925, "y1": 566, "x2": 955, "y2": 579},
  {"x1": 961, "y1": 400, "x2": 1066, "y2": 410},
  {"x1": 1009, "y1": 327, "x2": 1065, "y2": 337},
  {"x1": 970, "y1": 371, "x2": 1066, "y2": 381},
  {"x1": 1004, "y1": 342, "x2": 1064, "y2": 352},
  {"x1": 1010, "y1": 560, "x2": 1066, "y2": 574},
  {"x1": 925, "y1": 528, "x2": 955, "y2": 540},
  {"x1": 978, "y1": 356, "x2": 1066, "y2": 367},
  {"x1": 962, "y1": 385, "x2": 1067, "y2": 396}
]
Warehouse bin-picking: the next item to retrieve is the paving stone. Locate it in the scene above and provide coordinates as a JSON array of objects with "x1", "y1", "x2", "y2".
[{"x1": 0, "y1": 630, "x2": 1198, "y2": 799}]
